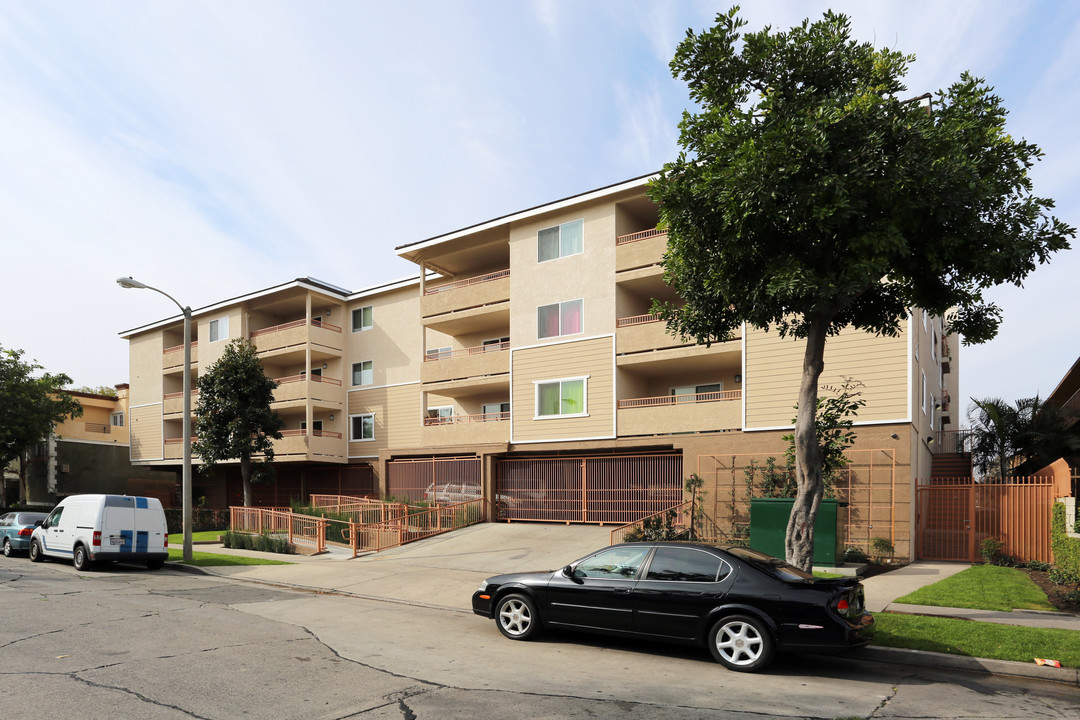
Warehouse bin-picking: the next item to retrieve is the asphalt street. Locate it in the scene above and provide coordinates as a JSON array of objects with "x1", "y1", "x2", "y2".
[{"x1": 2, "y1": 556, "x2": 1078, "y2": 719}]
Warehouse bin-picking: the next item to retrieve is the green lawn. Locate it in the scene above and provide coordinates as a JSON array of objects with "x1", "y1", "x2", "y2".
[
  {"x1": 893, "y1": 565, "x2": 1057, "y2": 612},
  {"x1": 872, "y1": 612, "x2": 1080, "y2": 667},
  {"x1": 166, "y1": 548, "x2": 292, "y2": 566},
  {"x1": 167, "y1": 530, "x2": 225, "y2": 544}
]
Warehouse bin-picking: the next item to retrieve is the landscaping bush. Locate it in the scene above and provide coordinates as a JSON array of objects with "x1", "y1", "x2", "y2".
[
  {"x1": 624, "y1": 510, "x2": 688, "y2": 542},
  {"x1": 223, "y1": 530, "x2": 293, "y2": 554},
  {"x1": 979, "y1": 537, "x2": 1020, "y2": 567},
  {"x1": 1051, "y1": 502, "x2": 1080, "y2": 579},
  {"x1": 844, "y1": 546, "x2": 869, "y2": 563},
  {"x1": 870, "y1": 536, "x2": 894, "y2": 563},
  {"x1": 164, "y1": 508, "x2": 230, "y2": 535}
]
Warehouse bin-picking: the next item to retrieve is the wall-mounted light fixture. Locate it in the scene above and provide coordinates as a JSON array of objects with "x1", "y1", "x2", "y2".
[
  {"x1": 329, "y1": 414, "x2": 335, "y2": 421},
  {"x1": 926, "y1": 436, "x2": 935, "y2": 445},
  {"x1": 734, "y1": 374, "x2": 742, "y2": 383},
  {"x1": 322, "y1": 363, "x2": 328, "y2": 369},
  {"x1": 890, "y1": 433, "x2": 900, "y2": 440}
]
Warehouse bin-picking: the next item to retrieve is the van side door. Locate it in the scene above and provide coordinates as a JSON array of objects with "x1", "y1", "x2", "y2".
[{"x1": 41, "y1": 506, "x2": 73, "y2": 557}]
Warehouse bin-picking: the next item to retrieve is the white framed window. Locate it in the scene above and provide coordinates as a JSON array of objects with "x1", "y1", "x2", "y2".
[
  {"x1": 426, "y1": 406, "x2": 453, "y2": 420},
  {"x1": 921, "y1": 371, "x2": 927, "y2": 415},
  {"x1": 352, "y1": 360, "x2": 373, "y2": 386},
  {"x1": 931, "y1": 329, "x2": 939, "y2": 363},
  {"x1": 670, "y1": 383, "x2": 723, "y2": 402},
  {"x1": 482, "y1": 336, "x2": 510, "y2": 351},
  {"x1": 350, "y1": 413, "x2": 374, "y2": 441},
  {"x1": 352, "y1": 305, "x2": 373, "y2": 332},
  {"x1": 209, "y1": 317, "x2": 229, "y2": 343},
  {"x1": 425, "y1": 346, "x2": 452, "y2": 361},
  {"x1": 535, "y1": 376, "x2": 588, "y2": 418},
  {"x1": 537, "y1": 299, "x2": 583, "y2": 339},
  {"x1": 110, "y1": 412, "x2": 124, "y2": 427},
  {"x1": 482, "y1": 402, "x2": 510, "y2": 420},
  {"x1": 537, "y1": 219, "x2": 584, "y2": 262}
]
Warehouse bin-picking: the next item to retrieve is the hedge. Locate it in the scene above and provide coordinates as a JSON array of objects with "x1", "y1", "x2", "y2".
[
  {"x1": 1051, "y1": 502, "x2": 1080, "y2": 578},
  {"x1": 163, "y1": 508, "x2": 230, "y2": 535}
]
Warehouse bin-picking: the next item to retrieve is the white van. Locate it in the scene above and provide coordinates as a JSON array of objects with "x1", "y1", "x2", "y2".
[{"x1": 29, "y1": 494, "x2": 169, "y2": 571}]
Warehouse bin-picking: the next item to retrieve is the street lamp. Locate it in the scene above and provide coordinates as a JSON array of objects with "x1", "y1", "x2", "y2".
[{"x1": 117, "y1": 277, "x2": 193, "y2": 563}]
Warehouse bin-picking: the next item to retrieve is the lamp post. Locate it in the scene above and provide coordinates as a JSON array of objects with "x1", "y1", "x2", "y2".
[{"x1": 117, "y1": 277, "x2": 193, "y2": 563}]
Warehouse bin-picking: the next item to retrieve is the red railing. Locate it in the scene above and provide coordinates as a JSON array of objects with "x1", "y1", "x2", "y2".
[
  {"x1": 279, "y1": 429, "x2": 343, "y2": 439},
  {"x1": 164, "y1": 341, "x2": 199, "y2": 354},
  {"x1": 618, "y1": 390, "x2": 742, "y2": 409},
  {"x1": 424, "y1": 269, "x2": 510, "y2": 295},
  {"x1": 424, "y1": 341, "x2": 509, "y2": 361},
  {"x1": 615, "y1": 313, "x2": 661, "y2": 328},
  {"x1": 423, "y1": 411, "x2": 509, "y2": 426},
  {"x1": 163, "y1": 390, "x2": 199, "y2": 400},
  {"x1": 230, "y1": 506, "x2": 326, "y2": 554},
  {"x1": 616, "y1": 227, "x2": 667, "y2": 245},
  {"x1": 274, "y1": 374, "x2": 343, "y2": 386},
  {"x1": 250, "y1": 318, "x2": 342, "y2": 337},
  {"x1": 165, "y1": 436, "x2": 199, "y2": 444}
]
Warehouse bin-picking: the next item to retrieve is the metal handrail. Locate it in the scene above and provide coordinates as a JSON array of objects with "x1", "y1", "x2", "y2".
[
  {"x1": 424, "y1": 341, "x2": 509, "y2": 361},
  {"x1": 274, "y1": 374, "x2": 343, "y2": 386},
  {"x1": 250, "y1": 318, "x2": 342, "y2": 337},
  {"x1": 615, "y1": 313, "x2": 661, "y2": 328},
  {"x1": 279, "y1": 429, "x2": 343, "y2": 439},
  {"x1": 164, "y1": 341, "x2": 199, "y2": 354},
  {"x1": 618, "y1": 390, "x2": 742, "y2": 409},
  {"x1": 615, "y1": 227, "x2": 667, "y2": 245},
  {"x1": 424, "y1": 269, "x2": 510, "y2": 295},
  {"x1": 163, "y1": 390, "x2": 199, "y2": 400},
  {"x1": 424, "y1": 411, "x2": 510, "y2": 426}
]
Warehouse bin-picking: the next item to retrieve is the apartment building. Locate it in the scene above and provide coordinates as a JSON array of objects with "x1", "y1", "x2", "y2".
[{"x1": 120, "y1": 174, "x2": 958, "y2": 557}]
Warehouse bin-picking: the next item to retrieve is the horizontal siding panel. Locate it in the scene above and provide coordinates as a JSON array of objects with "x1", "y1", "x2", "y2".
[
  {"x1": 746, "y1": 324, "x2": 908, "y2": 429},
  {"x1": 348, "y1": 384, "x2": 422, "y2": 455},
  {"x1": 130, "y1": 404, "x2": 163, "y2": 461},
  {"x1": 513, "y1": 337, "x2": 614, "y2": 442}
]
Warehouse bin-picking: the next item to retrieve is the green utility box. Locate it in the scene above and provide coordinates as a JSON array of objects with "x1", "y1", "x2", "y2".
[{"x1": 749, "y1": 498, "x2": 847, "y2": 566}]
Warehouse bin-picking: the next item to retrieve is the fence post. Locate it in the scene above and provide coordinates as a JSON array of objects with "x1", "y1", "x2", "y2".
[{"x1": 349, "y1": 519, "x2": 357, "y2": 557}]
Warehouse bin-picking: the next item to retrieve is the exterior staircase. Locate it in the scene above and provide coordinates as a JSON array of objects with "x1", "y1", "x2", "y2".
[{"x1": 930, "y1": 452, "x2": 973, "y2": 480}]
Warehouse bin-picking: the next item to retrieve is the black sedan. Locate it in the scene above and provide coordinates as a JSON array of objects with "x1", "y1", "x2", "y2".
[{"x1": 471, "y1": 542, "x2": 874, "y2": 672}]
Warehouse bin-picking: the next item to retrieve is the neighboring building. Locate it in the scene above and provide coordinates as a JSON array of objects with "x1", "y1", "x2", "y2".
[
  {"x1": 22, "y1": 385, "x2": 177, "y2": 509},
  {"x1": 119, "y1": 174, "x2": 960, "y2": 558},
  {"x1": 1045, "y1": 356, "x2": 1080, "y2": 485}
]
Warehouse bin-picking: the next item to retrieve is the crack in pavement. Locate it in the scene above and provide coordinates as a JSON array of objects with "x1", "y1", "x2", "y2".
[{"x1": 67, "y1": 672, "x2": 213, "y2": 719}]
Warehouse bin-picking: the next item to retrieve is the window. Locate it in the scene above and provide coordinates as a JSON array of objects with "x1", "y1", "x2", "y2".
[
  {"x1": 921, "y1": 371, "x2": 927, "y2": 415},
  {"x1": 537, "y1": 219, "x2": 584, "y2": 262},
  {"x1": 537, "y1": 299, "x2": 583, "y2": 339},
  {"x1": 352, "y1": 361, "x2": 373, "y2": 386},
  {"x1": 352, "y1": 305, "x2": 373, "y2": 332},
  {"x1": 350, "y1": 414, "x2": 374, "y2": 441},
  {"x1": 110, "y1": 412, "x2": 124, "y2": 427},
  {"x1": 671, "y1": 383, "x2": 723, "y2": 402},
  {"x1": 931, "y1": 329, "x2": 939, "y2": 363},
  {"x1": 572, "y1": 545, "x2": 650, "y2": 580},
  {"x1": 425, "y1": 346, "x2": 452, "y2": 361},
  {"x1": 645, "y1": 547, "x2": 730, "y2": 583},
  {"x1": 482, "y1": 402, "x2": 510, "y2": 420},
  {"x1": 300, "y1": 420, "x2": 323, "y2": 433},
  {"x1": 482, "y1": 336, "x2": 509, "y2": 352},
  {"x1": 209, "y1": 317, "x2": 229, "y2": 343},
  {"x1": 426, "y1": 406, "x2": 453, "y2": 420},
  {"x1": 536, "y1": 377, "x2": 587, "y2": 418}
]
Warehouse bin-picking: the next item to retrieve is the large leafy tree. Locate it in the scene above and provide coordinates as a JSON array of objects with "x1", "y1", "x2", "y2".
[
  {"x1": 649, "y1": 8, "x2": 1075, "y2": 569},
  {"x1": 191, "y1": 339, "x2": 284, "y2": 507},
  {"x1": 0, "y1": 345, "x2": 83, "y2": 503}
]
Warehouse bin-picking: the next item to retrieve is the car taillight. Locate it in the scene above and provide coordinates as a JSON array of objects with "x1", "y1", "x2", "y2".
[
  {"x1": 92, "y1": 531, "x2": 101, "y2": 548},
  {"x1": 19, "y1": 527, "x2": 33, "y2": 537},
  {"x1": 836, "y1": 598, "x2": 849, "y2": 612}
]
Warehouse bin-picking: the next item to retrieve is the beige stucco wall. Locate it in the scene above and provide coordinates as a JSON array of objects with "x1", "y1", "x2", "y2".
[
  {"x1": 344, "y1": 286, "x2": 422, "y2": 389},
  {"x1": 744, "y1": 323, "x2": 909, "y2": 429},
  {"x1": 129, "y1": 331, "x2": 165, "y2": 406},
  {"x1": 129, "y1": 403, "x2": 163, "y2": 461},
  {"x1": 511, "y1": 335, "x2": 614, "y2": 443}
]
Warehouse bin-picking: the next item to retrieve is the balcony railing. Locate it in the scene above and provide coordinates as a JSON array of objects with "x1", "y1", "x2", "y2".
[
  {"x1": 164, "y1": 341, "x2": 199, "y2": 354},
  {"x1": 250, "y1": 318, "x2": 342, "y2": 337},
  {"x1": 165, "y1": 437, "x2": 198, "y2": 445},
  {"x1": 424, "y1": 269, "x2": 510, "y2": 296},
  {"x1": 617, "y1": 390, "x2": 742, "y2": 409},
  {"x1": 164, "y1": 390, "x2": 199, "y2": 400},
  {"x1": 423, "y1": 412, "x2": 510, "y2": 426},
  {"x1": 280, "y1": 429, "x2": 344, "y2": 439},
  {"x1": 424, "y1": 341, "x2": 509, "y2": 361},
  {"x1": 274, "y1": 374, "x2": 343, "y2": 386},
  {"x1": 616, "y1": 313, "x2": 661, "y2": 328},
  {"x1": 616, "y1": 227, "x2": 667, "y2": 246},
  {"x1": 85, "y1": 422, "x2": 111, "y2": 434}
]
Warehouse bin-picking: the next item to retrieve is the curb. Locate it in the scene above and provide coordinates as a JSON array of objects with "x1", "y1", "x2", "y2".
[{"x1": 855, "y1": 646, "x2": 1080, "y2": 687}]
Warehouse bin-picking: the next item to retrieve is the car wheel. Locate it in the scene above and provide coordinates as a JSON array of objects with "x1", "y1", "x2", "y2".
[
  {"x1": 495, "y1": 593, "x2": 541, "y2": 640},
  {"x1": 29, "y1": 539, "x2": 44, "y2": 562},
  {"x1": 708, "y1": 614, "x2": 774, "y2": 672},
  {"x1": 147, "y1": 559, "x2": 165, "y2": 570},
  {"x1": 72, "y1": 544, "x2": 93, "y2": 571},
  {"x1": 2, "y1": 538, "x2": 11, "y2": 557}
]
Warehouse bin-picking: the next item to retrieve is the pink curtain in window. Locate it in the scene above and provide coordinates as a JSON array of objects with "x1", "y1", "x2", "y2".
[{"x1": 562, "y1": 301, "x2": 582, "y2": 335}]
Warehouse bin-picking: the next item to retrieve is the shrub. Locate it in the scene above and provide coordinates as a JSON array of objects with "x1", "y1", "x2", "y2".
[
  {"x1": 624, "y1": 510, "x2": 687, "y2": 542},
  {"x1": 1024, "y1": 560, "x2": 1052, "y2": 572},
  {"x1": 979, "y1": 538, "x2": 1019, "y2": 567},
  {"x1": 844, "y1": 546, "x2": 869, "y2": 563},
  {"x1": 1051, "y1": 502, "x2": 1080, "y2": 579},
  {"x1": 870, "y1": 536, "x2": 894, "y2": 563},
  {"x1": 223, "y1": 530, "x2": 293, "y2": 554}
]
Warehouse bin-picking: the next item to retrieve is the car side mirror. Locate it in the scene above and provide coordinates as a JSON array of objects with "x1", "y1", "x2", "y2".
[
  {"x1": 562, "y1": 565, "x2": 574, "y2": 578},
  {"x1": 34, "y1": 520, "x2": 44, "y2": 527}
]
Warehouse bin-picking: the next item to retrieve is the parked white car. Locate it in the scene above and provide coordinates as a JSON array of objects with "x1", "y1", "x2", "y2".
[{"x1": 30, "y1": 494, "x2": 169, "y2": 571}]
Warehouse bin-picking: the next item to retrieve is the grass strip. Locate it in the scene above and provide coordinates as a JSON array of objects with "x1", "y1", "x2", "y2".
[
  {"x1": 872, "y1": 612, "x2": 1080, "y2": 667},
  {"x1": 894, "y1": 564, "x2": 1056, "y2": 612},
  {"x1": 167, "y1": 531, "x2": 225, "y2": 544},
  {"x1": 166, "y1": 548, "x2": 292, "y2": 566}
]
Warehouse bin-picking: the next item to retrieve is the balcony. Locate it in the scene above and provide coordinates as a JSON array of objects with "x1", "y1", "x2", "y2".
[
  {"x1": 422, "y1": 412, "x2": 510, "y2": 446},
  {"x1": 422, "y1": 269, "x2": 510, "y2": 319},
  {"x1": 616, "y1": 228, "x2": 667, "y2": 272},
  {"x1": 250, "y1": 319, "x2": 343, "y2": 358},
  {"x1": 164, "y1": 390, "x2": 199, "y2": 416},
  {"x1": 164, "y1": 436, "x2": 197, "y2": 461},
  {"x1": 272, "y1": 374, "x2": 344, "y2": 407},
  {"x1": 422, "y1": 342, "x2": 510, "y2": 384},
  {"x1": 617, "y1": 390, "x2": 742, "y2": 436},
  {"x1": 616, "y1": 314, "x2": 687, "y2": 354},
  {"x1": 163, "y1": 341, "x2": 198, "y2": 370},
  {"x1": 275, "y1": 429, "x2": 346, "y2": 460}
]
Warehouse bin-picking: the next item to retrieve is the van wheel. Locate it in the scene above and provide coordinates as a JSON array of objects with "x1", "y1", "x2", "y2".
[
  {"x1": 147, "y1": 559, "x2": 165, "y2": 570},
  {"x1": 29, "y1": 539, "x2": 44, "y2": 562},
  {"x1": 72, "y1": 544, "x2": 93, "y2": 571}
]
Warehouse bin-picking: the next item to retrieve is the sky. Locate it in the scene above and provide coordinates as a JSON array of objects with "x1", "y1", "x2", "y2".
[{"x1": 1, "y1": 1, "x2": 1077, "y2": 419}]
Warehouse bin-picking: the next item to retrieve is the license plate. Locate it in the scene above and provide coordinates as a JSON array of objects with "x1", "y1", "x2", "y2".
[{"x1": 110, "y1": 536, "x2": 126, "y2": 546}]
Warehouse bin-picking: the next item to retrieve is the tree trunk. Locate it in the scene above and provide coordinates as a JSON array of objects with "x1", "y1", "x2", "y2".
[
  {"x1": 17, "y1": 451, "x2": 28, "y2": 505},
  {"x1": 785, "y1": 317, "x2": 829, "y2": 571},
  {"x1": 240, "y1": 455, "x2": 252, "y2": 507}
]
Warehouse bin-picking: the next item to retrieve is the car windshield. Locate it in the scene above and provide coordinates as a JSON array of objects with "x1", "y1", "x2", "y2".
[{"x1": 725, "y1": 546, "x2": 816, "y2": 582}]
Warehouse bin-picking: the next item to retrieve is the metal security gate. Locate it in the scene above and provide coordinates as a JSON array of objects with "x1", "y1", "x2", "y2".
[
  {"x1": 387, "y1": 456, "x2": 481, "y2": 503},
  {"x1": 916, "y1": 477, "x2": 1055, "y2": 563},
  {"x1": 496, "y1": 453, "x2": 683, "y2": 524}
]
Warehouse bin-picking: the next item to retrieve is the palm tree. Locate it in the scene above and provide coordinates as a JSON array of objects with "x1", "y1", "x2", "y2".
[
  {"x1": 968, "y1": 398, "x2": 1020, "y2": 480},
  {"x1": 968, "y1": 396, "x2": 1080, "y2": 480}
]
